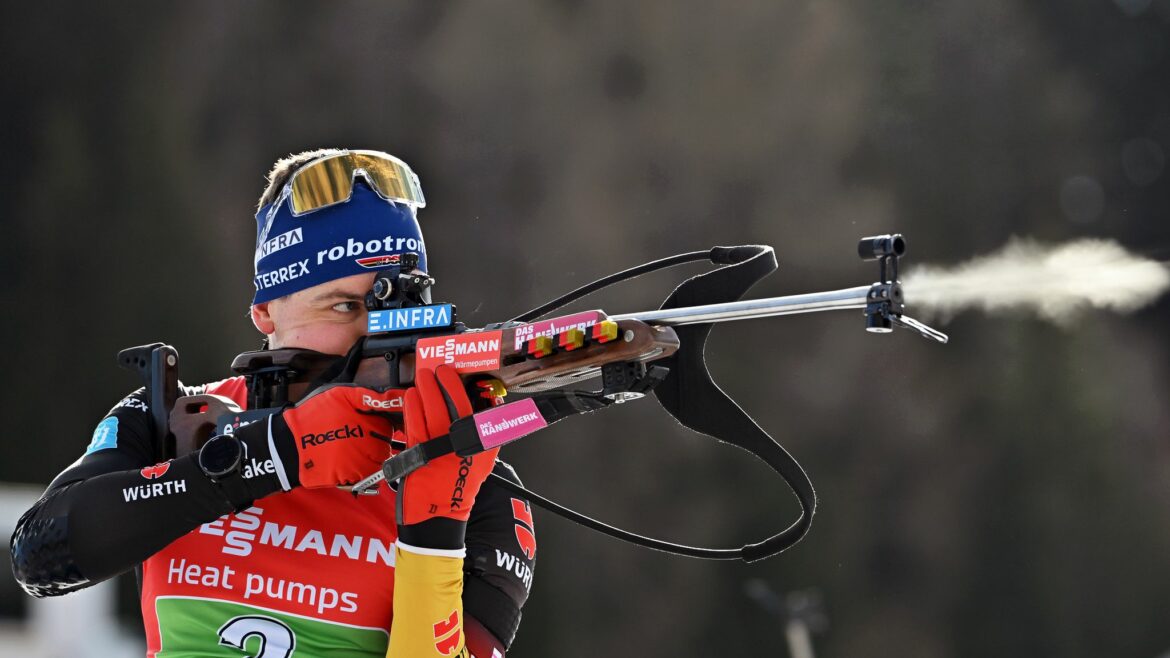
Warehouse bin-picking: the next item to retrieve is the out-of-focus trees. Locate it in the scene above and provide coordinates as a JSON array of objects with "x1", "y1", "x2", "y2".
[{"x1": 1, "y1": 2, "x2": 1167, "y2": 656}]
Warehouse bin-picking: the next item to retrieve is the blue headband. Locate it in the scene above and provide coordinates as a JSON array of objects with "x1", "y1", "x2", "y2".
[{"x1": 252, "y1": 181, "x2": 427, "y2": 305}]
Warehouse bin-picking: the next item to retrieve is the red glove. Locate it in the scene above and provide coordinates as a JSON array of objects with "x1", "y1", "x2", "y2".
[
  {"x1": 398, "y1": 365, "x2": 499, "y2": 530},
  {"x1": 274, "y1": 384, "x2": 403, "y2": 489}
]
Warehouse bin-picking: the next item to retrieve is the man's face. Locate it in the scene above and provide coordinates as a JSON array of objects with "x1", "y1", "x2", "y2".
[{"x1": 252, "y1": 272, "x2": 377, "y2": 355}]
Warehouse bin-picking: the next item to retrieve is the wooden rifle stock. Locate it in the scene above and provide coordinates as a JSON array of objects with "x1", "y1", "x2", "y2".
[
  {"x1": 229, "y1": 278, "x2": 912, "y2": 405},
  {"x1": 157, "y1": 279, "x2": 933, "y2": 457},
  {"x1": 354, "y1": 318, "x2": 680, "y2": 394}
]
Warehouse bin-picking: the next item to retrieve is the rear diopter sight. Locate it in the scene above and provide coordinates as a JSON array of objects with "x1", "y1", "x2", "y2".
[
  {"x1": 373, "y1": 277, "x2": 394, "y2": 301},
  {"x1": 365, "y1": 252, "x2": 435, "y2": 310}
]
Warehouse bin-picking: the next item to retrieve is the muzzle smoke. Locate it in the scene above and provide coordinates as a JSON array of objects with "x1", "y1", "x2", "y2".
[{"x1": 902, "y1": 238, "x2": 1170, "y2": 323}]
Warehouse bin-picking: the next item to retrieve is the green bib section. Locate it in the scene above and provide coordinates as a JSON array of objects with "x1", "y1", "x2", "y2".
[{"x1": 155, "y1": 597, "x2": 389, "y2": 658}]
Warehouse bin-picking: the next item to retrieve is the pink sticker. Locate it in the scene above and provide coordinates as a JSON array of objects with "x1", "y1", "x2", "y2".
[
  {"x1": 512, "y1": 311, "x2": 605, "y2": 350},
  {"x1": 415, "y1": 331, "x2": 503, "y2": 372},
  {"x1": 474, "y1": 398, "x2": 548, "y2": 449}
]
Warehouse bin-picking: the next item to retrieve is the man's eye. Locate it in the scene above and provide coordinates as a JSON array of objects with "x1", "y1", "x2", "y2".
[{"x1": 332, "y1": 301, "x2": 360, "y2": 313}]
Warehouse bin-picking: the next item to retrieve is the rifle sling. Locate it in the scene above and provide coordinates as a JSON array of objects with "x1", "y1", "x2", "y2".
[{"x1": 488, "y1": 245, "x2": 816, "y2": 563}]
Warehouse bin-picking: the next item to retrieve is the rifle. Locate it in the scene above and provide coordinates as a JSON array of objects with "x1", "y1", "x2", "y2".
[
  {"x1": 123, "y1": 234, "x2": 946, "y2": 563},
  {"x1": 116, "y1": 343, "x2": 179, "y2": 462}
]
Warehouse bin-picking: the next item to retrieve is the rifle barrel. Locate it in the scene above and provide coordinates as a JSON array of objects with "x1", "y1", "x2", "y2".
[{"x1": 610, "y1": 285, "x2": 872, "y2": 326}]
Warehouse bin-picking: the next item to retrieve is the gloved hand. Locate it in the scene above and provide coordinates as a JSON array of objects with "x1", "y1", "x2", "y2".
[
  {"x1": 396, "y1": 365, "x2": 499, "y2": 549},
  {"x1": 281, "y1": 384, "x2": 404, "y2": 488},
  {"x1": 235, "y1": 384, "x2": 404, "y2": 491}
]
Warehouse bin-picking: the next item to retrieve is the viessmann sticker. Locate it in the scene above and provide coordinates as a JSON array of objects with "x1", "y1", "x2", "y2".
[{"x1": 415, "y1": 331, "x2": 504, "y2": 372}]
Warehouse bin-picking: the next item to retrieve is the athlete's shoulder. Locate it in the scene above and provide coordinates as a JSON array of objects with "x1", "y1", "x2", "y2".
[
  {"x1": 99, "y1": 379, "x2": 219, "y2": 419},
  {"x1": 83, "y1": 387, "x2": 156, "y2": 459},
  {"x1": 71, "y1": 377, "x2": 242, "y2": 475}
]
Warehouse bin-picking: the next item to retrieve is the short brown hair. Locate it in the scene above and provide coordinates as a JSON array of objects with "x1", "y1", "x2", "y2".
[{"x1": 256, "y1": 148, "x2": 347, "y2": 212}]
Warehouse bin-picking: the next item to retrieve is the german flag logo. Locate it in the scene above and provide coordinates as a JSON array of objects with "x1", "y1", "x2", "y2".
[
  {"x1": 140, "y1": 462, "x2": 170, "y2": 479},
  {"x1": 511, "y1": 498, "x2": 537, "y2": 559},
  {"x1": 432, "y1": 609, "x2": 462, "y2": 656},
  {"x1": 356, "y1": 254, "x2": 402, "y2": 269}
]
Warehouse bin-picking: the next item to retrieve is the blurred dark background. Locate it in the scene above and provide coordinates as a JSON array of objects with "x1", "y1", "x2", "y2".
[{"x1": 2, "y1": 1, "x2": 1169, "y2": 656}]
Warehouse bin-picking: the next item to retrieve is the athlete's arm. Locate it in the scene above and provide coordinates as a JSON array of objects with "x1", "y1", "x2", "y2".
[
  {"x1": 462, "y1": 461, "x2": 536, "y2": 654},
  {"x1": 387, "y1": 365, "x2": 506, "y2": 658},
  {"x1": 386, "y1": 464, "x2": 533, "y2": 658},
  {"x1": 10, "y1": 382, "x2": 400, "y2": 598},
  {"x1": 8, "y1": 387, "x2": 285, "y2": 597}
]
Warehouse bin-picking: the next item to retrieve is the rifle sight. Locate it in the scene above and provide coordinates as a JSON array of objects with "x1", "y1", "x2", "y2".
[{"x1": 857, "y1": 234, "x2": 906, "y2": 261}]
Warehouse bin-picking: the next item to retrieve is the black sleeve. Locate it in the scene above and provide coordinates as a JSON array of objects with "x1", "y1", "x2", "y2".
[
  {"x1": 462, "y1": 460, "x2": 537, "y2": 651},
  {"x1": 9, "y1": 387, "x2": 285, "y2": 598}
]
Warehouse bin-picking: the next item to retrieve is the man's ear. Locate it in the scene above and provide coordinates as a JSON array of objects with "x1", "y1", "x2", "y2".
[{"x1": 251, "y1": 302, "x2": 276, "y2": 335}]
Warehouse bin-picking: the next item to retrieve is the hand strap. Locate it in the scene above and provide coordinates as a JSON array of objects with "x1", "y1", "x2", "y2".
[{"x1": 379, "y1": 392, "x2": 612, "y2": 484}]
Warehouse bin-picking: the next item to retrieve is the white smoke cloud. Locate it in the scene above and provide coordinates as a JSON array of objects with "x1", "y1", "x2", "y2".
[{"x1": 902, "y1": 238, "x2": 1170, "y2": 323}]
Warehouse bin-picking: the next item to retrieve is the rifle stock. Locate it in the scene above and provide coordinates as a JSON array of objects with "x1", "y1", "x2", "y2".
[
  {"x1": 138, "y1": 282, "x2": 939, "y2": 462},
  {"x1": 356, "y1": 318, "x2": 679, "y2": 394}
]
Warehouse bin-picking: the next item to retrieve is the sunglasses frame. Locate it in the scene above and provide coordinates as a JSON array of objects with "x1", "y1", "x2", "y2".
[
  {"x1": 256, "y1": 150, "x2": 425, "y2": 259},
  {"x1": 287, "y1": 150, "x2": 426, "y2": 217}
]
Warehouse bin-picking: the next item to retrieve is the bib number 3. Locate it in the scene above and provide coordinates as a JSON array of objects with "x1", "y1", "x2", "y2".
[{"x1": 218, "y1": 616, "x2": 296, "y2": 658}]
